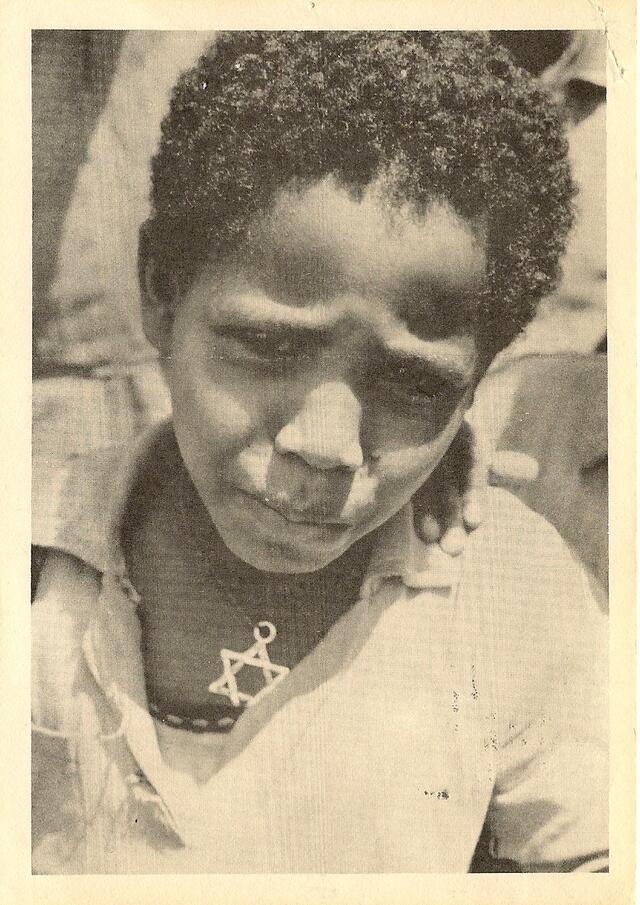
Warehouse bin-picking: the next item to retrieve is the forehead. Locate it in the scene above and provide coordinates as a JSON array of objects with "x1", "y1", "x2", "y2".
[
  {"x1": 238, "y1": 177, "x2": 487, "y2": 338},
  {"x1": 257, "y1": 178, "x2": 484, "y2": 280}
]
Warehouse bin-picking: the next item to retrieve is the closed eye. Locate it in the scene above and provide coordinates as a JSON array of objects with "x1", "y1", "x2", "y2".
[
  {"x1": 213, "y1": 324, "x2": 324, "y2": 368},
  {"x1": 374, "y1": 355, "x2": 464, "y2": 408}
]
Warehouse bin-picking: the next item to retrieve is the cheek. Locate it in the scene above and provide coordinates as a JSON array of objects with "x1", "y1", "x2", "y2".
[
  {"x1": 369, "y1": 399, "x2": 467, "y2": 482},
  {"x1": 167, "y1": 329, "x2": 256, "y2": 458},
  {"x1": 374, "y1": 435, "x2": 455, "y2": 500}
]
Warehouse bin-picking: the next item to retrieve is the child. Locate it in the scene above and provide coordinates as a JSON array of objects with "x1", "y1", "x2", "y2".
[{"x1": 31, "y1": 31, "x2": 607, "y2": 873}]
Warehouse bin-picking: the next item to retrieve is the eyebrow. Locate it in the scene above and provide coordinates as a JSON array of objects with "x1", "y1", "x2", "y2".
[
  {"x1": 207, "y1": 291, "x2": 347, "y2": 331},
  {"x1": 390, "y1": 275, "x2": 484, "y2": 341}
]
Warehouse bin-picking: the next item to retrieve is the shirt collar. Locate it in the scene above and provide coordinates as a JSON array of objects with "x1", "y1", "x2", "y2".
[{"x1": 84, "y1": 418, "x2": 461, "y2": 593}]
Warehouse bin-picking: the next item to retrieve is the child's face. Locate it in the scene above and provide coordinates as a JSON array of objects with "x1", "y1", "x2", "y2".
[{"x1": 159, "y1": 177, "x2": 485, "y2": 572}]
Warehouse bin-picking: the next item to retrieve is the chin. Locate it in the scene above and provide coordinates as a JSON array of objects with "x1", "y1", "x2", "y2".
[{"x1": 216, "y1": 524, "x2": 354, "y2": 574}]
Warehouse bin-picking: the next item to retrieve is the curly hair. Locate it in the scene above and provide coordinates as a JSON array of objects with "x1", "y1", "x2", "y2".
[{"x1": 142, "y1": 31, "x2": 575, "y2": 358}]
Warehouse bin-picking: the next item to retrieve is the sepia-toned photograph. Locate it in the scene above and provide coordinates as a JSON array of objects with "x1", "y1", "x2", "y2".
[{"x1": 30, "y1": 28, "x2": 610, "y2": 877}]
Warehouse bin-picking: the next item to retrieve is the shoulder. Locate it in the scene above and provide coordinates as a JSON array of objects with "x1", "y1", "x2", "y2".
[
  {"x1": 462, "y1": 486, "x2": 603, "y2": 619},
  {"x1": 32, "y1": 550, "x2": 103, "y2": 731},
  {"x1": 32, "y1": 548, "x2": 103, "y2": 649},
  {"x1": 459, "y1": 488, "x2": 607, "y2": 727},
  {"x1": 33, "y1": 417, "x2": 173, "y2": 573},
  {"x1": 32, "y1": 444, "x2": 126, "y2": 573}
]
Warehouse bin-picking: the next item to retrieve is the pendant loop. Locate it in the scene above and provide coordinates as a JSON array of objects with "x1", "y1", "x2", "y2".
[{"x1": 254, "y1": 620, "x2": 277, "y2": 643}]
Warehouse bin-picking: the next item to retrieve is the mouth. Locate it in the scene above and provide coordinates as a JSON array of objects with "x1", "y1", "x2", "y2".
[{"x1": 235, "y1": 489, "x2": 352, "y2": 529}]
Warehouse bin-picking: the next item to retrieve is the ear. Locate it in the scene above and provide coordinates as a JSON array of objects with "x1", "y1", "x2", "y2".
[
  {"x1": 138, "y1": 223, "x2": 178, "y2": 358},
  {"x1": 140, "y1": 259, "x2": 177, "y2": 358}
]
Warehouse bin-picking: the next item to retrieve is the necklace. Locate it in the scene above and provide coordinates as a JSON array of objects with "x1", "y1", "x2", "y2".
[
  {"x1": 208, "y1": 620, "x2": 290, "y2": 707},
  {"x1": 147, "y1": 621, "x2": 290, "y2": 734},
  {"x1": 129, "y1": 426, "x2": 371, "y2": 734}
]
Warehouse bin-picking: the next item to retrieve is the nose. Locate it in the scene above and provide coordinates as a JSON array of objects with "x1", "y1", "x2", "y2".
[{"x1": 274, "y1": 381, "x2": 364, "y2": 471}]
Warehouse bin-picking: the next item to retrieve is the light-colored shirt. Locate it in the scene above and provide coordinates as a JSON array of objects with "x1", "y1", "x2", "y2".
[{"x1": 32, "y1": 425, "x2": 608, "y2": 874}]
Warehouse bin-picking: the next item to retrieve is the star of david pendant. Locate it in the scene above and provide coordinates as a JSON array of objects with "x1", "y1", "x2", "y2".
[{"x1": 208, "y1": 621, "x2": 290, "y2": 708}]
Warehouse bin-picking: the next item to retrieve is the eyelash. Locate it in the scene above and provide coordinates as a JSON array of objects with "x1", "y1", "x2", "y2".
[
  {"x1": 375, "y1": 360, "x2": 452, "y2": 408},
  {"x1": 215, "y1": 327, "x2": 313, "y2": 368}
]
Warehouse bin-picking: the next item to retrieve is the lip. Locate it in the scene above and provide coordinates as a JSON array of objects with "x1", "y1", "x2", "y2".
[{"x1": 234, "y1": 489, "x2": 352, "y2": 529}]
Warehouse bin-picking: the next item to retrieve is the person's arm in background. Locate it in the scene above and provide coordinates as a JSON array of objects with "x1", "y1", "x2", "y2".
[
  {"x1": 32, "y1": 31, "x2": 125, "y2": 377},
  {"x1": 35, "y1": 31, "x2": 216, "y2": 377}
]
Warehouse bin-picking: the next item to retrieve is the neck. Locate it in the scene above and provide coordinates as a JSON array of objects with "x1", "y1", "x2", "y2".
[{"x1": 121, "y1": 426, "x2": 374, "y2": 715}]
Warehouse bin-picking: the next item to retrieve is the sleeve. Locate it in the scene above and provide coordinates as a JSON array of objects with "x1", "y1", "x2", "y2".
[
  {"x1": 486, "y1": 550, "x2": 608, "y2": 872},
  {"x1": 31, "y1": 550, "x2": 101, "y2": 873}
]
